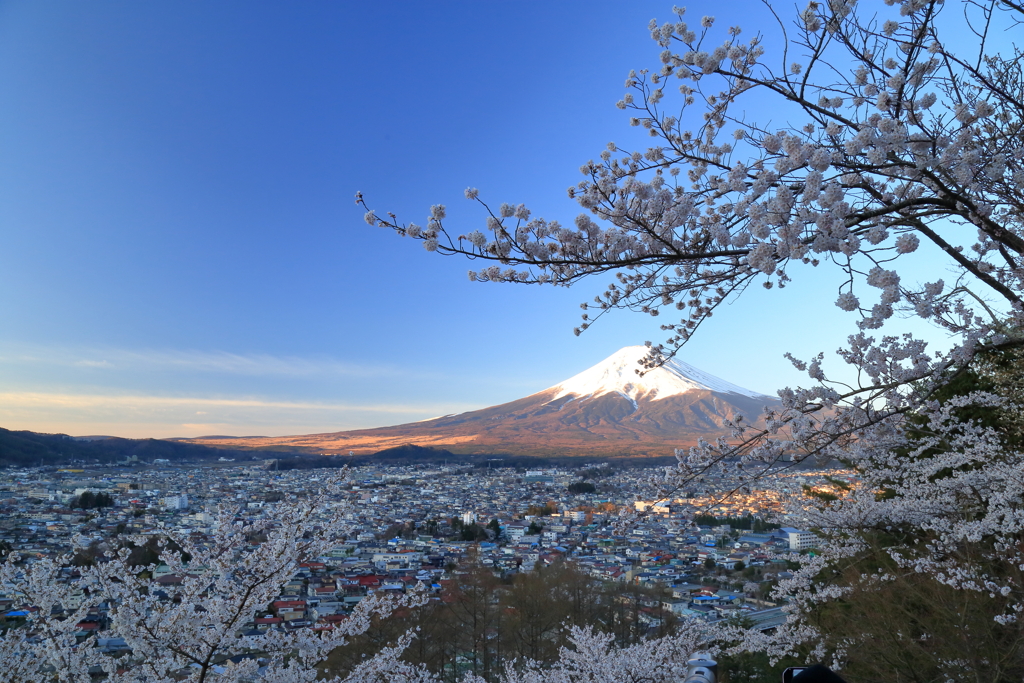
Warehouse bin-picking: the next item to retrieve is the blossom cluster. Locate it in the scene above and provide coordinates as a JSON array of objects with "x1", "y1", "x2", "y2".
[
  {"x1": 0, "y1": 475, "x2": 423, "y2": 683},
  {"x1": 360, "y1": 0, "x2": 1024, "y2": 671}
]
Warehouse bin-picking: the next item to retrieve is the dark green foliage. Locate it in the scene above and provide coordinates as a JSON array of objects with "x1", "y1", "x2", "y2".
[
  {"x1": 692, "y1": 513, "x2": 779, "y2": 532},
  {"x1": 808, "y1": 530, "x2": 1024, "y2": 683},
  {"x1": 578, "y1": 466, "x2": 615, "y2": 479},
  {"x1": 69, "y1": 491, "x2": 114, "y2": 509},
  {"x1": 438, "y1": 517, "x2": 490, "y2": 542},
  {"x1": 567, "y1": 481, "x2": 596, "y2": 494},
  {"x1": 71, "y1": 539, "x2": 106, "y2": 567},
  {"x1": 716, "y1": 651, "x2": 795, "y2": 683},
  {"x1": 119, "y1": 536, "x2": 191, "y2": 568},
  {"x1": 381, "y1": 521, "x2": 418, "y2": 540},
  {"x1": 367, "y1": 444, "x2": 458, "y2": 463},
  {"x1": 802, "y1": 343, "x2": 1024, "y2": 680},
  {"x1": 801, "y1": 484, "x2": 838, "y2": 502},
  {"x1": 321, "y1": 561, "x2": 678, "y2": 682},
  {"x1": 824, "y1": 476, "x2": 851, "y2": 491}
]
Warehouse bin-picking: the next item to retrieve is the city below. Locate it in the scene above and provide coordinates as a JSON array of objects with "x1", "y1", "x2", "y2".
[
  {"x1": 0, "y1": 347, "x2": 849, "y2": 677},
  {"x1": 0, "y1": 458, "x2": 856, "y2": 654}
]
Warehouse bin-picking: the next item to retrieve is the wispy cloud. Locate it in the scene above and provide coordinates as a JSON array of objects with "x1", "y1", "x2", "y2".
[
  {"x1": 0, "y1": 344, "x2": 435, "y2": 380},
  {"x1": 0, "y1": 391, "x2": 472, "y2": 414},
  {"x1": 74, "y1": 359, "x2": 114, "y2": 368},
  {"x1": 0, "y1": 343, "x2": 525, "y2": 438},
  {"x1": 0, "y1": 391, "x2": 479, "y2": 438}
]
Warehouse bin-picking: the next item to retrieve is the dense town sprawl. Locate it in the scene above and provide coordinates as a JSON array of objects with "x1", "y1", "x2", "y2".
[{"x1": 0, "y1": 461, "x2": 856, "y2": 655}]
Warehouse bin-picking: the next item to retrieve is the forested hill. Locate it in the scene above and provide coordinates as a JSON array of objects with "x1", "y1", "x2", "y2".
[{"x1": 0, "y1": 427, "x2": 285, "y2": 467}]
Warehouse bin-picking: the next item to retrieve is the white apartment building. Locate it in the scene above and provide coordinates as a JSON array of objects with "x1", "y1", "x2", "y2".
[
  {"x1": 162, "y1": 494, "x2": 188, "y2": 510},
  {"x1": 781, "y1": 527, "x2": 817, "y2": 551}
]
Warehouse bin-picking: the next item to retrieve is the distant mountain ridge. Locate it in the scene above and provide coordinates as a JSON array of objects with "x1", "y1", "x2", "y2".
[
  {"x1": 186, "y1": 346, "x2": 780, "y2": 458},
  {"x1": 0, "y1": 428, "x2": 290, "y2": 467}
]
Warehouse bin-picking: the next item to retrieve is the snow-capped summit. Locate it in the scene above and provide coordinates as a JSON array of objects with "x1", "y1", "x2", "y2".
[
  {"x1": 547, "y1": 346, "x2": 769, "y2": 403},
  {"x1": 188, "y1": 346, "x2": 779, "y2": 458}
]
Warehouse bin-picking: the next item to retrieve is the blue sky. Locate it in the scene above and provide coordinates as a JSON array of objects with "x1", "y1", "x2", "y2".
[{"x1": 0, "y1": 1, "x2": 954, "y2": 438}]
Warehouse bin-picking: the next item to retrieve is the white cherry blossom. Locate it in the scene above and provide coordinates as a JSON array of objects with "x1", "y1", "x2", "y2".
[{"x1": 359, "y1": 0, "x2": 1024, "y2": 671}]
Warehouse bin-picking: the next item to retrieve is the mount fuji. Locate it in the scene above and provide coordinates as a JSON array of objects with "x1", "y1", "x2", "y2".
[{"x1": 187, "y1": 346, "x2": 780, "y2": 458}]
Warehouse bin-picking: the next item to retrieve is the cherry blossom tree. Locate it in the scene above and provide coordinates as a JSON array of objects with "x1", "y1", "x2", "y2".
[
  {"x1": 0, "y1": 476, "x2": 426, "y2": 683},
  {"x1": 361, "y1": 0, "x2": 1024, "y2": 672},
  {"x1": 462, "y1": 625, "x2": 715, "y2": 683}
]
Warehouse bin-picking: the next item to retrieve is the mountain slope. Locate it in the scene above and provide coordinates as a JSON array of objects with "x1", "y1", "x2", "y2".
[{"x1": 186, "y1": 346, "x2": 779, "y2": 458}]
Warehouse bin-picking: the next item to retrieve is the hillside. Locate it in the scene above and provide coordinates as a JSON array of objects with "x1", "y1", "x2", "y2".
[
  {"x1": 185, "y1": 347, "x2": 780, "y2": 458},
  {"x1": 0, "y1": 428, "x2": 292, "y2": 468}
]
